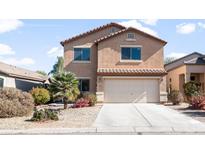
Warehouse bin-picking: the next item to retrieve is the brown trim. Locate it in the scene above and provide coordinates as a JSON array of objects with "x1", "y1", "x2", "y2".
[
  {"x1": 165, "y1": 64, "x2": 185, "y2": 72},
  {"x1": 0, "y1": 71, "x2": 8, "y2": 77},
  {"x1": 0, "y1": 71, "x2": 46, "y2": 82},
  {"x1": 165, "y1": 60, "x2": 205, "y2": 72},
  {"x1": 185, "y1": 63, "x2": 205, "y2": 66},
  {"x1": 60, "y1": 22, "x2": 126, "y2": 46},
  {"x1": 97, "y1": 72, "x2": 167, "y2": 76},
  {"x1": 95, "y1": 27, "x2": 167, "y2": 44},
  {"x1": 9, "y1": 74, "x2": 46, "y2": 82}
]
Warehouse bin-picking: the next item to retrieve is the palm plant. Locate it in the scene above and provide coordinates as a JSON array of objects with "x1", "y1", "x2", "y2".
[{"x1": 49, "y1": 72, "x2": 80, "y2": 109}]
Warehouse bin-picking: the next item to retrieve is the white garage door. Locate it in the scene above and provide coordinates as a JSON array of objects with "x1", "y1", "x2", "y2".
[{"x1": 104, "y1": 78, "x2": 159, "y2": 103}]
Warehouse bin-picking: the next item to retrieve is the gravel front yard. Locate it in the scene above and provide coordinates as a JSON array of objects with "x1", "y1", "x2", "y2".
[{"x1": 0, "y1": 105, "x2": 102, "y2": 130}]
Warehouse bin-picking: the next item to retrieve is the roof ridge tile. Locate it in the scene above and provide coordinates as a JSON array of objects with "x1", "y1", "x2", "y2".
[{"x1": 60, "y1": 22, "x2": 125, "y2": 46}]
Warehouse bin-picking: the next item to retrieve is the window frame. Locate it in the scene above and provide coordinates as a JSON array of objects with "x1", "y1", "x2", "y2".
[
  {"x1": 110, "y1": 27, "x2": 116, "y2": 33},
  {"x1": 127, "y1": 33, "x2": 135, "y2": 39},
  {"x1": 78, "y1": 78, "x2": 90, "y2": 92},
  {"x1": 126, "y1": 33, "x2": 136, "y2": 41},
  {"x1": 190, "y1": 76, "x2": 196, "y2": 81},
  {"x1": 73, "y1": 47, "x2": 91, "y2": 62},
  {"x1": 120, "y1": 46, "x2": 142, "y2": 62}
]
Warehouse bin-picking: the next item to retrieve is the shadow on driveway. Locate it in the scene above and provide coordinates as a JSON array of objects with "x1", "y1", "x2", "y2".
[{"x1": 181, "y1": 111, "x2": 205, "y2": 118}]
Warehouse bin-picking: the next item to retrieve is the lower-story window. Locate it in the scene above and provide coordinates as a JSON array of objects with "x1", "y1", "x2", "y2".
[
  {"x1": 0, "y1": 77, "x2": 4, "y2": 88},
  {"x1": 190, "y1": 76, "x2": 196, "y2": 81},
  {"x1": 78, "y1": 79, "x2": 90, "y2": 92}
]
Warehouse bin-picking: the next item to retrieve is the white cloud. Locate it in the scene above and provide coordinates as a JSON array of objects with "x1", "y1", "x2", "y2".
[
  {"x1": 176, "y1": 23, "x2": 196, "y2": 34},
  {"x1": 0, "y1": 43, "x2": 15, "y2": 55},
  {"x1": 47, "y1": 46, "x2": 63, "y2": 57},
  {"x1": 139, "y1": 19, "x2": 158, "y2": 26},
  {"x1": 0, "y1": 43, "x2": 35, "y2": 67},
  {"x1": 0, "y1": 19, "x2": 23, "y2": 33},
  {"x1": 118, "y1": 20, "x2": 158, "y2": 36},
  {"x1": 198, "y1": 22, "x2": 205, "y2": 29},
  {"x1": 0, "y1": 57, "x2": 35, "y2": 66},
  {"x1": 166, "y1": 52, "x2": 187, "y2": 58}
]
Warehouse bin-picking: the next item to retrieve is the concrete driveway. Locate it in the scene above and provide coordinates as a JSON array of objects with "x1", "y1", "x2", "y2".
[{"x1": 93, "y1": 103, "x2": 205, "y2": 134}]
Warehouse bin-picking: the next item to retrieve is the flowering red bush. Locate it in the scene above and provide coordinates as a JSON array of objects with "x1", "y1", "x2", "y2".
[
  {"x1": 190, "y1": 96, "x2": 205, "y2": 110},
  {"x1": 73, "y1": 98, "x2": 89, "y2": 108}
]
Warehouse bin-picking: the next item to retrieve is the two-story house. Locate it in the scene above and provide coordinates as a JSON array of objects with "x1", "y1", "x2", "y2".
[{"x1": 60, "y1": 22, "x2": 167, "y2": 103}]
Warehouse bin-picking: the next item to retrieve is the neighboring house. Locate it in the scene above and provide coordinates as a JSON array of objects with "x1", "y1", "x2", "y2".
[
  {"x1": 165, "y1": 52, "x2": 205, "y2": 94},
  {"x1": 61, "y1": 22, "x2": 167, "y2": 103},
  {"x1": 0, "y1": 61, "x2": 47, "y2": 91}
]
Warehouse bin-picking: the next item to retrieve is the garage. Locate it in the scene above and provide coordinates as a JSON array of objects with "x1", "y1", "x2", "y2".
[{"x1": 104, "y1": 78, "x2": 160, "y2": 103}]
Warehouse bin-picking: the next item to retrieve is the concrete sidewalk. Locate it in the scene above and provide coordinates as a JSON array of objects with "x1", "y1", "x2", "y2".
[{"x1": 1, "y1": 126, "x2": 205, "y2": 134}]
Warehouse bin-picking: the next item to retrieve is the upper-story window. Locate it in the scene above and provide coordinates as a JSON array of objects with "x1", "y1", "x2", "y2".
[
  {"x1": 127, "y1": 33, "x2": 135, "y2": 39},
  {"x1": 0, "y1": 77, "x2": 4, "y2": 88},
  {"x1": 74, "y1": 48, "x2": 90, "y2": 61},
  {"x1": 121, "y1": 47, "x2": 141, "y2": 60}
]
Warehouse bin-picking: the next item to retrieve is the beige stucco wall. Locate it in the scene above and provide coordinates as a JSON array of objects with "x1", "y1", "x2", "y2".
[
  {"x1": 97, "y1": 29, "x2": 165, "y2": 69},
  {"x1": 97, "y1": 29, "x2": 166, "y2": 99},
  {"x1": 64, "y1": 26, "x2": 122, "y2": 93},
  {"x1": 166, "y1": 65, "x2": 186, "y2": 91},
  {"x1": 160, "y1": 76, "x2": 167, "y2": 92},
  {"x1": 0, "y1": 74, "x2": 16, "y2": 88},
  {"x1": 186, "y1": 65, "x2": 205, "y2": 73},
  {"x1": 64, "y1": 44, "x2": 97, "y2": 93}
]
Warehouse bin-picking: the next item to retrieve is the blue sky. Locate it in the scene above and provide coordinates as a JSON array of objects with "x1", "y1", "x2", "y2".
[{"x1": 0, "y1": 19, "x2": 205, "y2": 73}]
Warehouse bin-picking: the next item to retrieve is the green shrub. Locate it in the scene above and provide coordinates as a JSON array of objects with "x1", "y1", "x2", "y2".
[
  {"x1": 31, "y1": 109, "x2": 59, "y2": 121},
  {"x1": 169, "y1": 90, "x2": 184, "y2": 105},
  {"x1": 82, "y1": 92, "x2": 97, "y2": 106},
  {"x1": 30, "y1": 87, "x2": 50, "y2": 105},
  {"x1": 0, "y1": 88, "x2": 34, "y2": 118},
  {"x1": 183, "y1": 81, "x2": 201, "y2": 102}
]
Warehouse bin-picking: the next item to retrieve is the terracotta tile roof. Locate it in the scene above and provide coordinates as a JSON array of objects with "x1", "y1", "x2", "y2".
[
  {"x1": 97, "y1": 68, "x2": 167, "y2": 76},
  {"x1": 60, "y1": 22, "x2": 125, "y2": 46},
  {"x1": 94, "y1": 29, "x2": 127, "y2": 43},
  {"x1": 94, "y1": 27, "x2": 167, "y2": 44},
  {"x1": 0, "y1": 61, "x2": 47, "y2": 82}
]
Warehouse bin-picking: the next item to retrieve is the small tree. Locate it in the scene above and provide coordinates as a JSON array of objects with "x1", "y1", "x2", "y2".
[
  {"x1": 169, "y1": 90, "x2": 184, "y2": 105},
  {"x1": 49, "y1": 72, "x2": 80, "y2": 109},
  {"x1": 164, "y1": 57, "x2": 176, "y2": 64},
  {"x1": 183, "y1": 81, "x2": 201, "y2": 102},
  {"x1": 49, "y1": 56, "x2": 64, "y2": 75},
  {"x1": 30, "y1": 87, "x2": 50, "y2": 105},
  {"x1": 36, "y1": 70, "x2": 47, "y2": 76}
]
